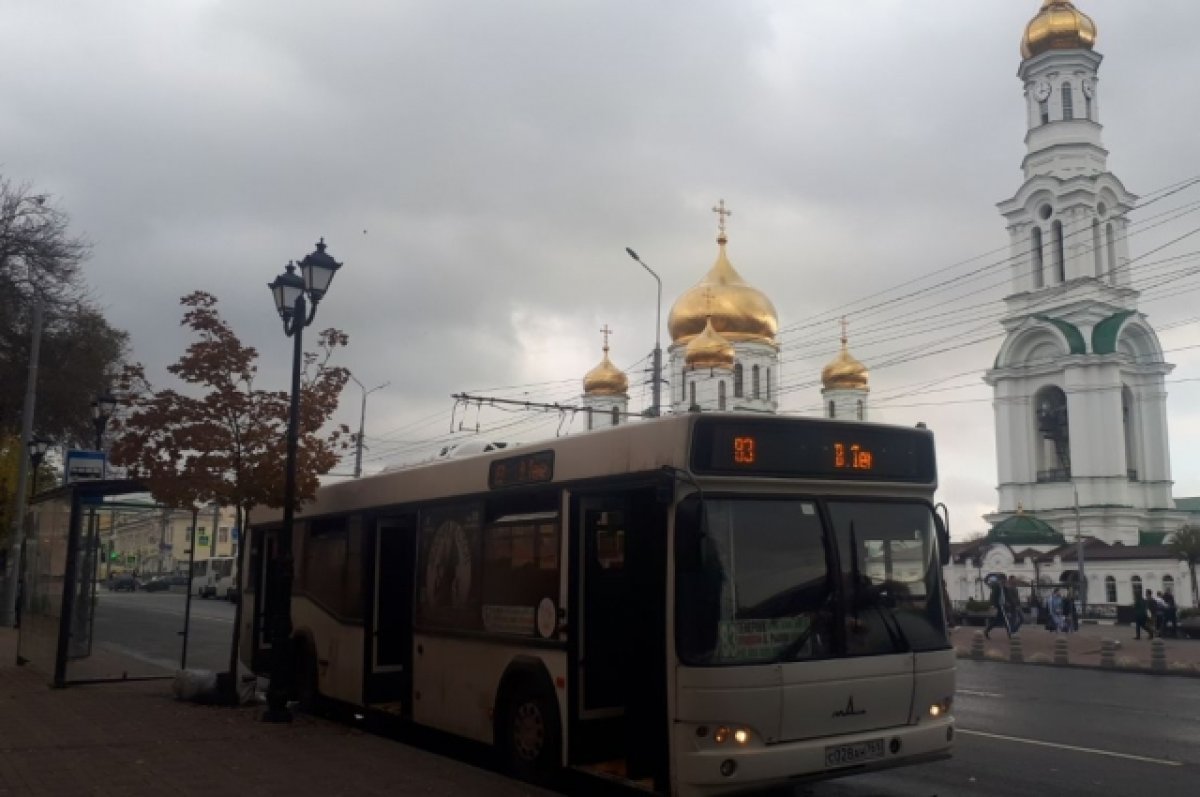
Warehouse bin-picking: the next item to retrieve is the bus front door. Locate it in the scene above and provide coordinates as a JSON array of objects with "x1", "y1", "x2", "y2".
[
  {"x1": 573, "y1": 488, "x2": 668, "y2": 785},
  {"x1": 365, "y1": 517, "x2": 416, "y2": 712}
]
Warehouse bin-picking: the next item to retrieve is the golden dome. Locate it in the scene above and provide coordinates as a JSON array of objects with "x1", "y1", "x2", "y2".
[
  {"x1": 1021, "y1": 1, "x2": 1096, "y2": 59},
  {"x1": 583, "y1": 336, "x2": 629, "y2": 396},
  {"x1": 821, "y1": 325, "x2": 868, "y2": 391},
  {"x1": 685, "y1": 317, "x2": 735, "y2": 371},
  {"x1": 668, "y1": 238, "x2": 778, "y2": 347}
]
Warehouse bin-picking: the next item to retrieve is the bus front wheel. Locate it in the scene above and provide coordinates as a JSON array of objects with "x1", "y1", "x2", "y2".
[{"x1": 499, "y1": 679, "x2": 561, "y2": 782}]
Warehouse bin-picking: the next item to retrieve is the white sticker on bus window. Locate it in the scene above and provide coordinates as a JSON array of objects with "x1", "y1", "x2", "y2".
[{"x1": 801, "y1": 503, "x2": 815, "y2": 515}]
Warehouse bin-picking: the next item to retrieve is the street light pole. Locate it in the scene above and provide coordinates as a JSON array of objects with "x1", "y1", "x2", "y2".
[
  {"x1": 264, "y1": 240, "x2": 342, "y2": 723},
  {"x1": 1074, "y1": 484, "x2": 1087, "y2": 621},
  {"x1": 91, "y1": 393, "x2": 117, "y2": 468},
  {"x1": 349, "y1": 376, "x2": 389, "y2": 478},
  {"x1": 625, "y1": 247, "x2": 663, "y2": 417},
  {"x1": 28, "y1": 437, "x2": 51, "y2": 495},
  {"x1": 0, "y1": 300, "x2": 44, "y2": 628}
]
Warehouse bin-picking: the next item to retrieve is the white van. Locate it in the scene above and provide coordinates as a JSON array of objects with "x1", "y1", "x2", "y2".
[{"x1": 192, "y1": 556, "x2": 237, "y2": 600}]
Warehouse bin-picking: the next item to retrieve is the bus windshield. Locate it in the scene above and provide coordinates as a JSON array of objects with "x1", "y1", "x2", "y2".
[{"x1": 675, "y1": 497, "x2": 948, "y2": 666}]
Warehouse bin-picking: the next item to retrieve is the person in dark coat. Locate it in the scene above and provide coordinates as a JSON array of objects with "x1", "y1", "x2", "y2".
[
  {"x1": 1004, "y1": 575, "x2": 1023, "y2": 633},
  {"x1": 984, "y1": 577, "x2": 1010, "y2": 639},
  {"x1": 1134, "y1": 590, "x2": 1151, "y2": 640}
]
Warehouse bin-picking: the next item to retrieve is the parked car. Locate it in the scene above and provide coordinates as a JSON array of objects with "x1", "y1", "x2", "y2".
[
  {"x1": 107, "y1": 573, "x2": 138, "y2": 592},
  {"x1": 141, "y1": 576, "x2": 171, "y2": 592},
  {"x1": 166, "y1": 573, "x2": 190, "y2": 587}
]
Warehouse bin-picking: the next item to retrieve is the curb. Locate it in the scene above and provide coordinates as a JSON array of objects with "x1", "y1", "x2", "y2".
[{"x1": 953, "y1": 651, "x2": 1200, "y2": 679}]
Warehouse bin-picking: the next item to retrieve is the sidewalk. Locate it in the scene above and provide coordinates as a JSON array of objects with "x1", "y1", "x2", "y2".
[
  {"x1": 0, "y1": 629, "x2": 548, "y2": 797},
  {"x1": 951, "y1": 620, "x2": 1200, "y2": 674}
]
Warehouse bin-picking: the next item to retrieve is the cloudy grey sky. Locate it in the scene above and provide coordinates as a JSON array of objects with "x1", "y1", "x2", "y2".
[{"x1": 4, "y1": 0, "x2": 1200, "y2": 536}]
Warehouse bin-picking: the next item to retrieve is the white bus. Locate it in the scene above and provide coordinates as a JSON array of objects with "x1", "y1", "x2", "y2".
[
  {"x1": 242, "y1": 414, "x2": 955, "y2": 794},
  {"x1": 192, "y1": 556, "x2": 237, "y2": 600}
]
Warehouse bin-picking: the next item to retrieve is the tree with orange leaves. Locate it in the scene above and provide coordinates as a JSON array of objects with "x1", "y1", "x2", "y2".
[
  {"x1": 110, "y1": 291, "x2": 350, "y2": 690},
  {"x1": 111, "y1": 291, "x2": 350, "y2": 517}
]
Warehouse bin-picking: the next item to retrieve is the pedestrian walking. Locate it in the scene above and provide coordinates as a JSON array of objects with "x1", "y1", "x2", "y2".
[
  {"x1": 1163, "y1": 590, "x2": 1179, "y2": 638},
  {"x1": 984, "y1": 577, "x2": 1010, "y2": 639},
  {"x1": 1134, "y1": 589, "x2": 1150, "y2": 639},
  {"x1": 1004, "y1": 575, "x2": 1023, "y2": 633},
  {"x1": 1153, "y1": 591, "x2": 1168, "y2": 637},
  {"x1": 1048, "y1": 588, "x2": 1066, "y2": 633}
]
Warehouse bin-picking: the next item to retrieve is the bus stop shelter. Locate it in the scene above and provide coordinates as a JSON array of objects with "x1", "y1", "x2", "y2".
[{"x1": 15, "y1": 479, "x2": 226, "y2": 687}]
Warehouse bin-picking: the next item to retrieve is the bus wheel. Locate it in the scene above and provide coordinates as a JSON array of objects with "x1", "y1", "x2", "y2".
[{"x1": 501, "y1": 680, "x2": 561, "y2": 781}]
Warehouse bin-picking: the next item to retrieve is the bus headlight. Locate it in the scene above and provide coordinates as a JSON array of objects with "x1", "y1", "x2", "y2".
[
  {"x1": 710, "y1": 726, "x2": 754, "y2": 746},
  {"x1": 928, "y1": 697, "x2": 953, "y2": 718}
]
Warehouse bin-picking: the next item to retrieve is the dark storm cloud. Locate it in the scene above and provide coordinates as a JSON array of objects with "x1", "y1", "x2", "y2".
[{"x1": 2, "y1": 1, "x2": 1198, "y2": 527}]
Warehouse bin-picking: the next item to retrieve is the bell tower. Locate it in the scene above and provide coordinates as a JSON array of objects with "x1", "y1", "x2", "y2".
[{"x1": 985, "y1": 1, "x2": 1183, "y2": 544}]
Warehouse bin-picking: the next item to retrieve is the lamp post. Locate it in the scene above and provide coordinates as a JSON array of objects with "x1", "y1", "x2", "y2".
[
  {"x1": 349, "y1": 375, "x2": 388, "y2": 478},
  {"x1": 28, "y1": 436, "x2": 52, "y2": 494},
  {"x1": 92, "y1": 392, "x2": 117, "y2": 448},
  {"x1": 263, "y1": 238, "x2": 342, "y2": 723},
  {"x1": 624, "y1": 247, "x2": 663, "y2": 417},
  {"x1": 1074, "y1": 484, "x2": 1087, "y2": 622}
]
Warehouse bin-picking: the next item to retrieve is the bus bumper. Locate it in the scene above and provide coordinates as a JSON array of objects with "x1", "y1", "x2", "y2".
[{"x1": 674, "y1": 716, "x2": 954, "y2": 796}]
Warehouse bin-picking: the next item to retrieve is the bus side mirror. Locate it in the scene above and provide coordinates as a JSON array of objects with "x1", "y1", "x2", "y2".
[{"x1": 934, "y1": 515, "x2": 951, "y2": 566}]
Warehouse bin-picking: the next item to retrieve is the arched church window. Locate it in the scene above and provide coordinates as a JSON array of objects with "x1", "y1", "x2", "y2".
[
  {"x1": 1052, "y1": 221, "x2": 1066, "y2": 283},
  {"x1": 718, "y1": 380, "x2": 727, "y2": 411},
  {"x1": 1061, "y1": 83, "x2": 1074, "y2": 121},
  {"x1": 1131, "y1": 575, "x2": 1142, "y2": 600},
  {"x1": 1122, "y1": 386, "x2": 1138, "y2": 481},
  {"x1": 1085, "y1": 94, "x2": 1093, "y2": 121},
  {"x1": 829, "y1": 401, "x2": 836, "y2": 419},
  {"x1": 1106, "y1": 223, "x2": 1117, "y2": 279},
  {"x1": 586, "y1": 407, "x2": 594, "y2": 431},
  {"x1": 1104, "y1": 575, "x2": 1116, "y2": 603},
  {"x1": 611, "y1": 406, "x2": 620, "y2": 426},
  {"x1": 766, "y1": 368, "x2": 772, "y2": 400},
  {"x1": 1163, "y1": 575, "x2": 1174, "y2": 595},
  {"x1": 733, "y1": 364, "x2": 744, "y2": 398},
  {"x1": 1039, "y1": 100, "x2": 1049, "y2": 126},
  {"x1": 752, "y1": 365, "x2": 761, "y2": 399},
  {"x1": 689, "y1": 382, "x2": 696, "y2": 410},
  {"x1": 1031, "y1": 226, "x2": 1045, "y2": 288},
  {"x1": 856, "y1": 399, "x2": 864, "y2": 421},
  {"x1": 1034, "y1": 385, "x2": 1070, "y2": 481},
  {"x1": 1092, "y1": 218, "x2": 1104, "y2": 278}
]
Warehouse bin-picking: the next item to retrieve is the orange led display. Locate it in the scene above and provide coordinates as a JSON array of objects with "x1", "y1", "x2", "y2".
[
  {"x1": 834, "y1": 442, "x2": 874, "y2": 471},
  {"x1": 733, "y1": 436, "x2": 756, "y2": 464}
]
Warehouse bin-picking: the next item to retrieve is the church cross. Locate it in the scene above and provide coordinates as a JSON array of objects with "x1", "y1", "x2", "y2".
[
  {"x1": 600, "y1": 324, "x2": 612, "y2": 352},
  {"x1": 840, "y1": 316, "x2": 849, "y2": 347},
  {"x1": 712, "y1": 199, "x2": 732, "y2": 238}
]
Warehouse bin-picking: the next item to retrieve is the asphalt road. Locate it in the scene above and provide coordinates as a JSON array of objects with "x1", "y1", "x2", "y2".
[
  {"x1": 86, "y1": 588, "x2": 237, "y2": 676},
  {"x1": 800, "y1": 661, "x2": 1200, "y2": 796}
]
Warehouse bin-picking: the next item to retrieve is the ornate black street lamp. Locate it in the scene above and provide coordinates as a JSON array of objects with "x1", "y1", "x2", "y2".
[
  {"x1": 28, "y1": 436, "x2": 52, "y2": 494},
  {"x1": 263, "y1": 239, "x2": 342, "y2": 723}
]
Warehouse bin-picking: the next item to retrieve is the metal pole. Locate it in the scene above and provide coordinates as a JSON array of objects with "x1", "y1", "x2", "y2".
[
  {"x1": 181, "y1": 508, "x2": 198, "y2": 670},
  {"x1": 1, "y1": 299, "x2": 44, "y2": 628},
  {"x1": 349, "y1": 377, "x2": 388, "y2": 478},
  {"x1": 355, "y1": 385, "x2": 367, "y2": 478},
  {"x1": 264, "y1": 293, "x2": 305, "y2": 722},
  {"x1": 626, "y1": 248, "x2": 663, "y2": 417},
  {"x1": 1074, "y1": 485, "x2": 1087, "y2": 621}
]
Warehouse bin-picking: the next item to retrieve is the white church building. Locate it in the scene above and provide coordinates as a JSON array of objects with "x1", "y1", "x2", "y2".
[{"x1": 944, "y1": 0, "x2": 1195, "y2": 609}]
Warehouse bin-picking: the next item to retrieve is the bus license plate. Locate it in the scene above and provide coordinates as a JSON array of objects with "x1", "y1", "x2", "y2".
[{"x1": 824, "y1": 739, "x2": 885, "y2": 768}]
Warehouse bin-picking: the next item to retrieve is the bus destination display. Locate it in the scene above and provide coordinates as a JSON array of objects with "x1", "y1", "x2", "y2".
[
  {"x1": 488, "y1": 450, "x2": 555, "y2": 489},
  {"x1": 692, "y1": 419, "x2": 935, "y2": 482}
]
